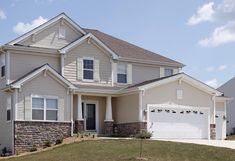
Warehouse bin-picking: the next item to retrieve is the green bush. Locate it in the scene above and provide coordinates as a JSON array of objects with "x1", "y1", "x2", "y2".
[
  {"x1": 29, "y1": 145, "x2": 37, "y2": 152},
  {"x1": 135, "y1": 131, "x2": 152, "y2": 139},
  {"x1": 44, "y1": 140, "x2": 51, "y2": 148},
  {"x1": 1, "y1": 147, "x2": 7, "y2": 156},
  {"x1": 55, "y1": 139, "x2": 63, "y2": 145}
]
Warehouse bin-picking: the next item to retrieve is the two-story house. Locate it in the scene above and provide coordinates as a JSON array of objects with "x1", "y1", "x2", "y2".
[{"x1": 0, "y1": 13, "x2": 229, "y2": 154}]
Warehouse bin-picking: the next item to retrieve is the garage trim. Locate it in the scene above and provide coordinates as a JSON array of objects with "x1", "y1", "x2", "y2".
[{"x1": 147, "y1": 104, "x2": 211, "y2": 139}]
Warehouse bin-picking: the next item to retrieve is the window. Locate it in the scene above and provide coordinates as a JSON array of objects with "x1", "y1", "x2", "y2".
[
  {"x1": 0, "y1": 54, "x2": 5, "y2": 78},
  {"x1": 117, "y1": 64, "x2": 127, "y2": 83},
  {"x1": 83, "y1": 59, "x2": 94, "y2": 80},
  {"x1": 1, "y1": 65, "x2": 5, "y2": 77},
  {"x1": 58, "y1": 27, "x2": 66, "y2": 39},
  {"x1": 176, "y1": 89, "x2": 183, "y2": 100},
  {"x1": 7, "y1": 109, "x2": 11, "y2": 121},
  {"x1": 32, "y1": 97, "x2": 58, "y2": 121},
  {"x1": 164, "y1": 68, "x2": 173, "y2": 77}
]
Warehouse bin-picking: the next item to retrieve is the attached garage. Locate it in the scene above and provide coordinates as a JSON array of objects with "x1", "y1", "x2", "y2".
[{"x1": 147, "y1": 104, "x2": 209, "y2": 139}]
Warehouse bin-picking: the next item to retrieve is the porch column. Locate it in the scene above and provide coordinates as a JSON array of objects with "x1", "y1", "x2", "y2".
[
  {"x1": 210, "y1": 95, "x2": 216, "y2": 140},
  {"x1": 104, "y1": 96, "x2": 114, "y2": 136},
  {"x1": 74, "y1": 94, "x2": 84, "y2": 133},
  {"x1": 77, "y1": 94, "x2": 83, "y2": 120}
]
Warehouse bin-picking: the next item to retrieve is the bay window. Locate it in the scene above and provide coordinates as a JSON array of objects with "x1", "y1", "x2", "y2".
[{"x1": 32, "y1": 97, "x2": 58, "y2": 121}]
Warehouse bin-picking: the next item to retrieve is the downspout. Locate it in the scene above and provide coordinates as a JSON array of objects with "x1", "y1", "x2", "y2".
[{"x1": 70, "y1": 90, "x2": 74, "y2": 136}]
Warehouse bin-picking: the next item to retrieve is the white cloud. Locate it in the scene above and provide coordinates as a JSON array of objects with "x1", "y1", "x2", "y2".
[
  {"x1": 205, "y1": 78, "x2": 219, "y2": 88},
  {"x1": 218, "y1": 65, "x2": 227, "y2": 71},
  {"x1": 13, "y1": 16, "x2": 48, "y2": 34},
  {"x1": 0, "y1": 9, "x2": 6, "y2": 20},
  {"x1": 199, "y1": 21, "x2": 235, "y2": 47},
  {"x1": 206, "y1": 65, "x2": 228, "y2": 72},
  {"x1": 187, "y1": 2, "x2": 215, "y2": 25},
  {"x1": 206, "y1": 66, "x2": 215, "y2": 72}
]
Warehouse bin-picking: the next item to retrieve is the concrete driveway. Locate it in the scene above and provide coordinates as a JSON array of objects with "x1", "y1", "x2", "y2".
[{"x1": 153, "y1": 139, "x2": 235, "y2": 149}]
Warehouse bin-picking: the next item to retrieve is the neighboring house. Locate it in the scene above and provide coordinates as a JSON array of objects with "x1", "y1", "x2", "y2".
[
  {"x1": 0, "y1": 13, "x2": 229, "y2": 154},
  {"x1": 218, "y1": 78, "x2": 235, "y2": 135}
]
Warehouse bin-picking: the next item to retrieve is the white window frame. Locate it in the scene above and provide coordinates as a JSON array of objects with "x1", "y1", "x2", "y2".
[
  {"x1": 58, "y1": 26, "x2": 66, "y2": 39},
  {"x1": 164, "y1": 68, "x2": 173, "y2": 77},
  {"x1": 176, "y1": 89, "x2": 183, "y2": 100},
  {"x1": 82, "y1": 57, "x2": 94, "y2": 82},
  {"x1": 31, "y1": 95, "x2": 59, "y2": 121},
  {"x1": 0, "y1": 53, "x2": 5, "y2": 79},
  {"x1": 117, "y1": 63, "x2": 127, "y2": 84}
]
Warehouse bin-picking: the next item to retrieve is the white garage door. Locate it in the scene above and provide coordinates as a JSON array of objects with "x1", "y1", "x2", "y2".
[{"x1": 148, "y1": 105, "x2": 209, "y2": 139}]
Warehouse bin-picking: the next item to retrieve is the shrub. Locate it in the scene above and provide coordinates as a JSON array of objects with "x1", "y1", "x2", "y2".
[
  {"x1": 1, "y1": 147, "x2": 7, "y2": 156},
  {"x1": 135, "y1": 131, "x2": 152, "y2": 139},
  {"x1": 44, "y1": 140, "x2": 51, "y2": 148},
  {"x1": 29, "y1": 145, "x2": 37, "y2": 152},
  {"x1": 55, "y1": 139, "x2": 63, "y2": 145}
]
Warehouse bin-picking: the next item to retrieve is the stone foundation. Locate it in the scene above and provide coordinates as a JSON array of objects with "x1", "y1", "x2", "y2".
[
  {"x1": 104, "y1": 121, "x2": 114, "y2": 136},
  {"x1": 14, "y1": 121, "x2": 71, "y2": 154},
  {"x1": 115, "y1": 122, "x2": 147, "y2": 137},
  {"x1": 210, "y1": 124, "x2": 216, "y2": 140},
  {"x1": 74, "y1": 120, "x2": 84, "y2": 133}
]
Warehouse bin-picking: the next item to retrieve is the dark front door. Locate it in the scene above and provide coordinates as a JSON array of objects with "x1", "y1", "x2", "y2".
[{"x1": 85, "y1": 104, "x2": 96, "y2": 131}]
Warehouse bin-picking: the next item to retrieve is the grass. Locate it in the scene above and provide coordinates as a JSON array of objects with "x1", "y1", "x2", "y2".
[
  {"x1": 226, "y1": 135, "x2": 235, "y2": 140},
  {"x1": 2, "y1": 139, "x2": 235, "y2": 161}
]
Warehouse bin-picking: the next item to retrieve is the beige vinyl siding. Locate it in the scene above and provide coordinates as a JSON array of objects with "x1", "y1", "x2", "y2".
[
  {"x1": 216, "y1": 102, "x2": 225, "y2": 112},
  {"x1": 19, "y1": 21, "x2": 83, "y2": 49},
  {"x1": 112, "y1": 93, "x2": 139, "y2": 124},
  {"x1": 10, "y1": 52, "x2": 60, "y2": 83},
  {"x1": 17, "y1": 73, "x2": 71, "y2": 122},
  {"x1": 132, "y1": 64, "x2": 160, "y2": 84},
  {"x1": 0, "y1": 91, "x2": 13, "y2": 152},
  {"x1": 64, "y1": 41, "x2": 112, "y2": 84},
  {"x1": 142, "y1": 80, "x2": 214, "y2": 122}
]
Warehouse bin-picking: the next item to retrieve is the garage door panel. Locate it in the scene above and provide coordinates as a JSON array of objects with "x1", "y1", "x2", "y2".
[{"x1": 149, "y1": 106, "x2": 209, "y2": 139}]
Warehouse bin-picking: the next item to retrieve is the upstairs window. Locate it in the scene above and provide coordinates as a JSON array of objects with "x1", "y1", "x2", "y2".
[
  {"x1": 0, "y1": 54, "x2": 5, "y2": 78},
  {"x1": 164, "y1": 68, "x2": 173, "y2": 77},
  {"x1": 7, "y1": 95, "x2": 11, "y2": 121},
  {"x1": 117, "y1": 64, "x2": 127, "y2": 83},
  {"x1": 83, "y1": 59, "x2": 94, "y2": 80},
  {"x1": 1, "y1": 65, "x2": 5, "y2": 77}
]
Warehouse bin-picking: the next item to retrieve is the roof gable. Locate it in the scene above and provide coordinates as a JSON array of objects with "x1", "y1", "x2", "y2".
[
  {"x1": 127, "y1": 73, "x2": 222, "y2": 96},
  {"x1": 8, "y1": 64, "x2": 76, "y2": 89},
  {"x1": 8, "y1": 13, "x2": 86, "y2": 47},
  {"x1": 59, "y1": 33, "x2": 119, "y2": 59}
]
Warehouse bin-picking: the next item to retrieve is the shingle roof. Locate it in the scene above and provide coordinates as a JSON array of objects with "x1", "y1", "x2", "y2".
[
  {"x1": 84, "y1": 28, "x2": 183, "y2": 67},
  {"x1": 126, "y1": 73, "x2": 182, "y2": 89}
]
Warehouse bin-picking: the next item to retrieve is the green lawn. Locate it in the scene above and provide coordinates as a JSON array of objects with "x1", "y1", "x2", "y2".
[{"x1": 3, "y1": 139, "x2": 235, "y2": 161}]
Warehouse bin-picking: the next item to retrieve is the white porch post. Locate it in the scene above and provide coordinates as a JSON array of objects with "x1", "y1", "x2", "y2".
[
  {"x1": 77, "y1": 94, "x2": 83, "y2": 120},
  {"x1": 138, "y1": 91, "x2": 143, "y2": 122},
  {"x1": 212, "y1": 95, "x2": 216, "y2": 124},
  {"x1": 105, "y1": 96, "x2": 113, "y2": 121}
]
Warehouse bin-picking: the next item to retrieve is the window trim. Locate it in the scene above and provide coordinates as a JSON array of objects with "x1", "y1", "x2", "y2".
[
  {"x1": 0, "y1": 53, "x2": 5, "y2": 79},
  {"x1": 117, "y1": 63, "x2": 127, "y2": 84},
  {"x1": 31, "y1": 95, "x2": 59, "y2": 121},
  {"x1": 82, "y1": 57, "x2": 94, "y2": 82},
  {"x1": 58, "y1": 26, "x2": 66, "y2": 39}
]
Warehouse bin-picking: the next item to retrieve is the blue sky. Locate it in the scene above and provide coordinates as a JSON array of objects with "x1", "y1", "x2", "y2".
[{"x1": 0, "y1": 0, "x2": 235, "y2": 88}]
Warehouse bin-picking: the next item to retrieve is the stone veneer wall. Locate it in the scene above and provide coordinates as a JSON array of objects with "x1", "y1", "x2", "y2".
[
  {"x1": 14, "y1": 121, "x2": 71, "y2": 153},
  {"x1": 210, "y1": 124, "x2": 216, "y2": 140},
  {"x1": 115, "y1": 122, "x2": 147, "y2": 137}
]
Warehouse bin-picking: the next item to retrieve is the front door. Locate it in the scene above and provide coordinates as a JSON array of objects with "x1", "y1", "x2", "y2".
[{"x1": 83, "y1": 103, "x2": 96, "y2": 131}]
